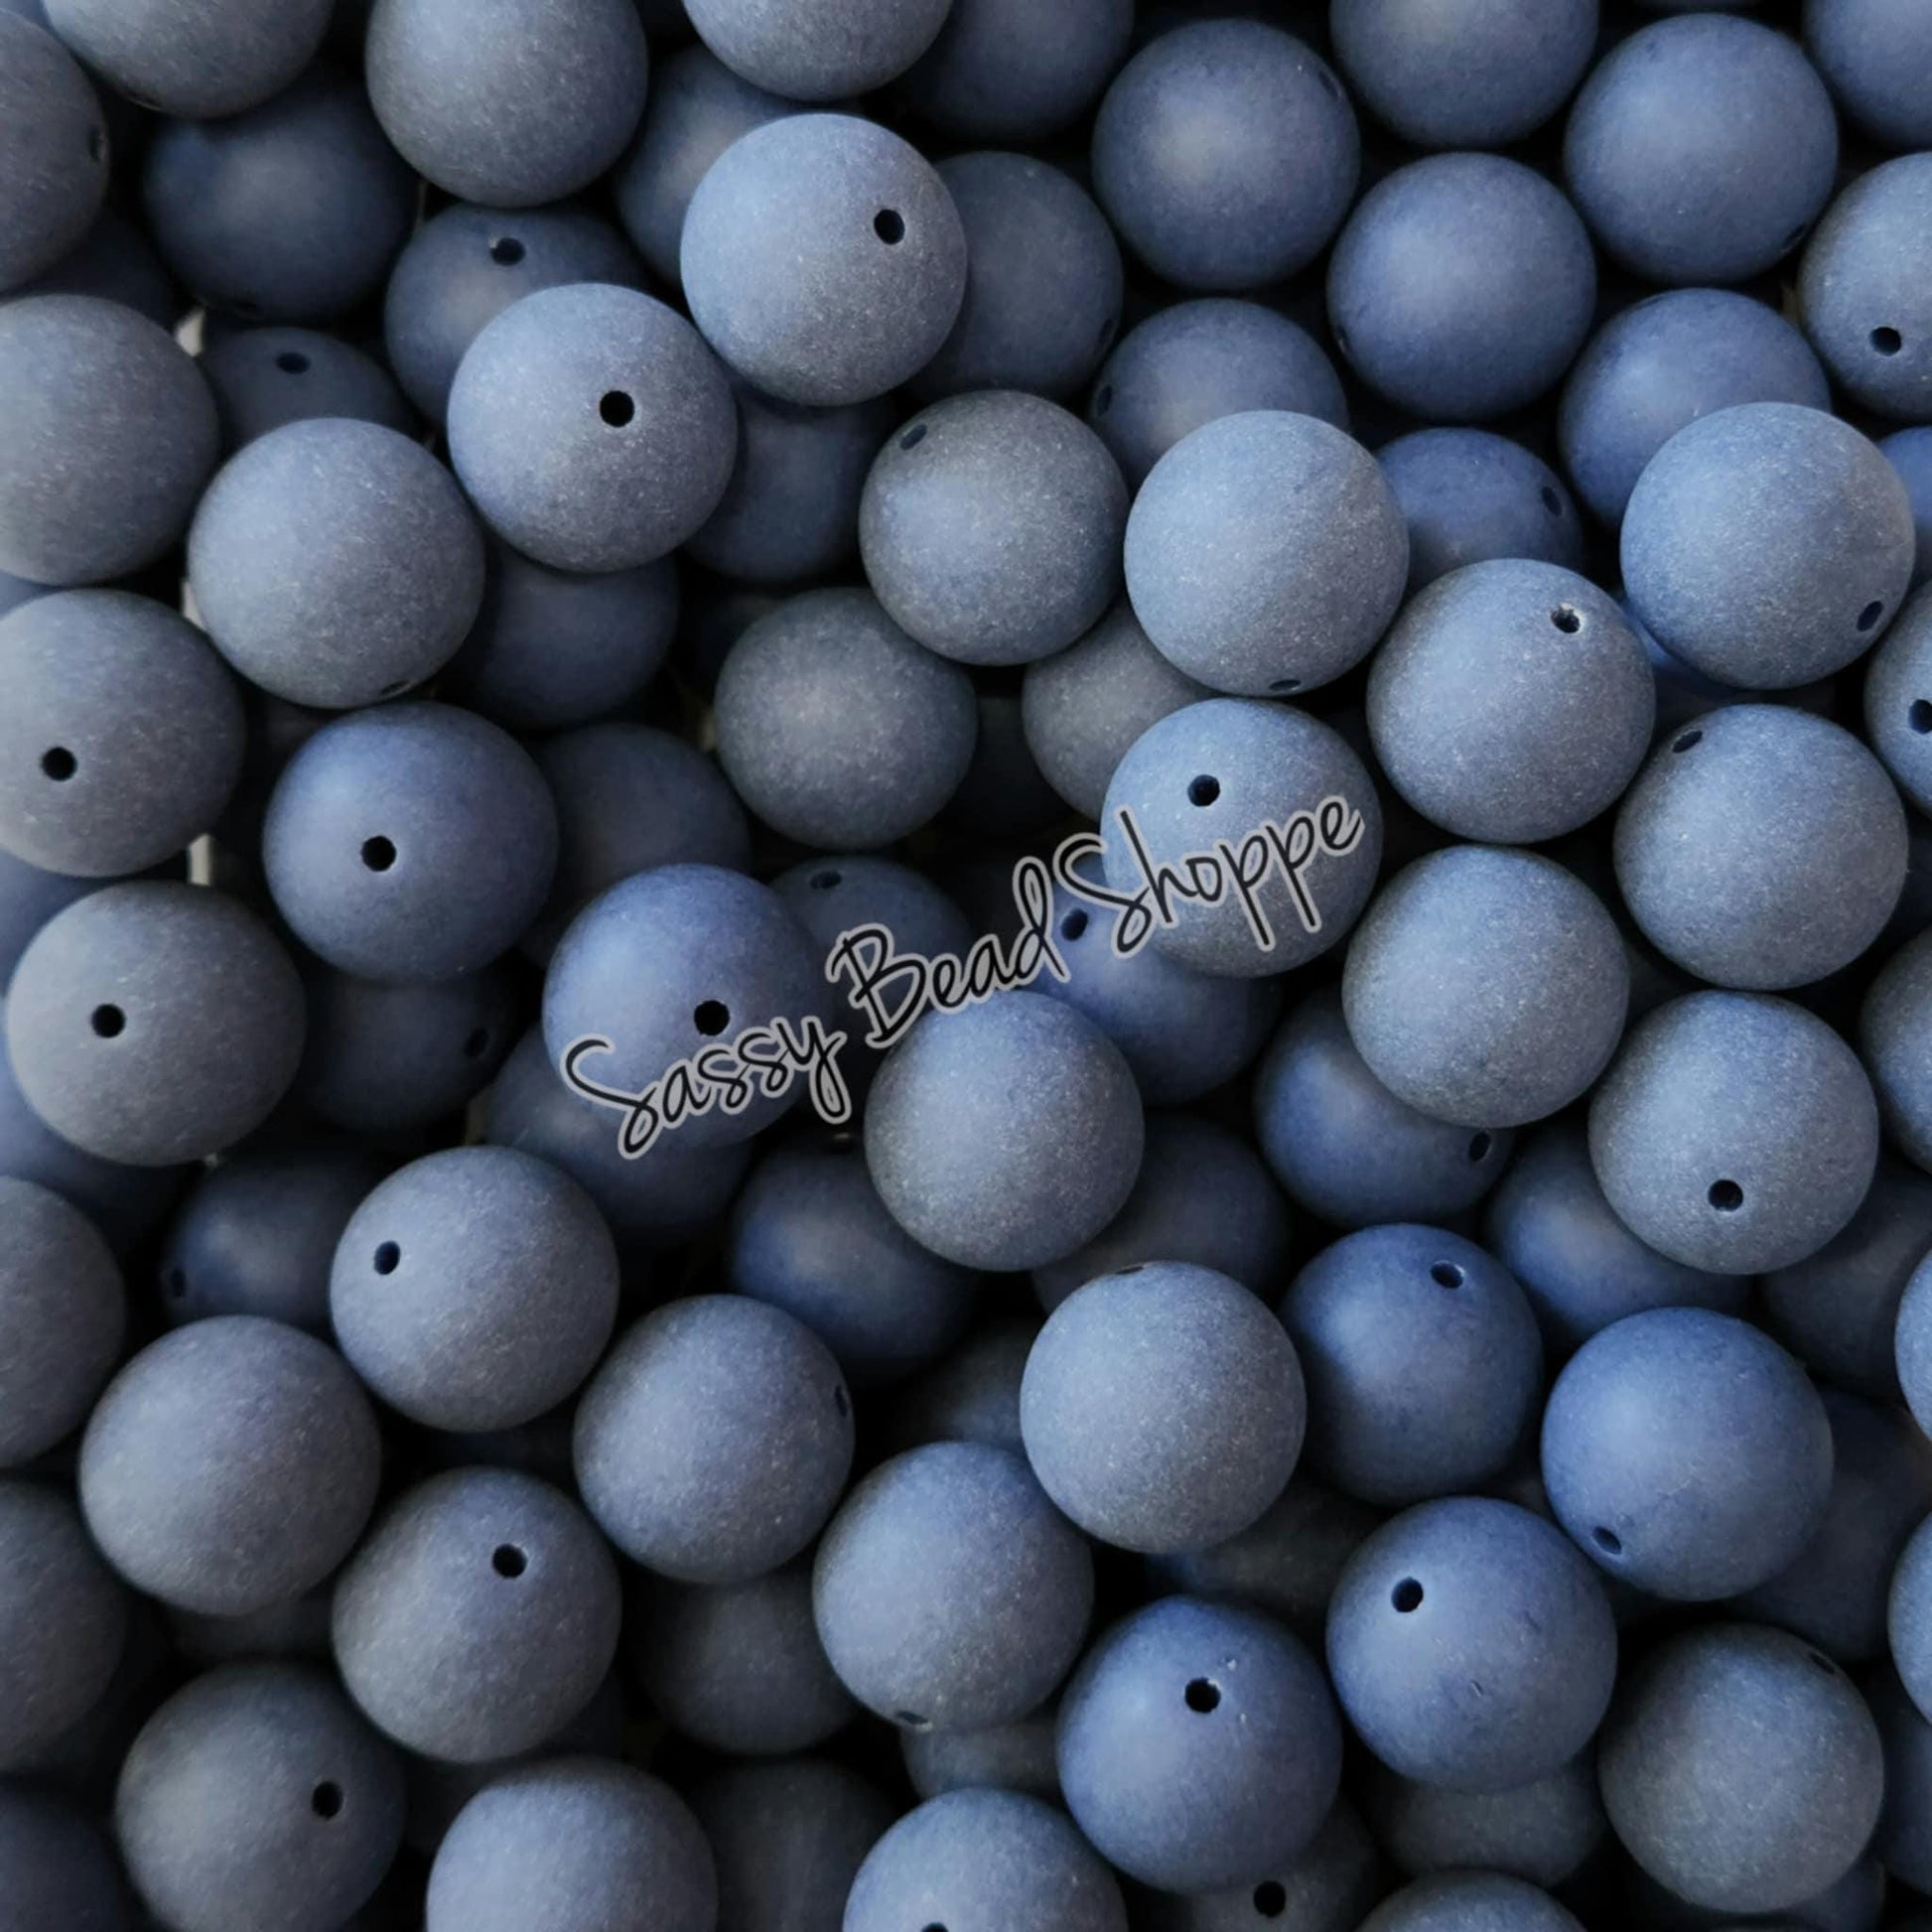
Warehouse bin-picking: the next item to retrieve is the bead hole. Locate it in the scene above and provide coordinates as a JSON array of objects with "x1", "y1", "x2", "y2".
[
  {"x1": 1467, "y1": 1132, "x2": 1492, "y2": 1163},
  {"x1": 1254, "y1": 1882, "x2": 1288, "y2": 1919},
  {"x1": 1592, "y1": 1526, "x2": 1622, "y2": 1556},
  {"x1": 599, "y1": 390, "x2": 635, "y2": 427},
  {"x1": 1391, "y1": 1578, "x2": 1424, "y2": 1612},
  {"x1": 372, "y1": 1242, "x2": 400, "y2": 1275},
  {"x1": 811, "y1": 868, "x2": 841, "y2": 890},
  {"x1": 361, "y1": 836, "x2": 396, "y2": 872},
  {"x1": 1911, "y1": 701, "x2": 1932, "y2": 735},
  {"x1": 1858, "y1": 600, "x2": 1885, "y2": 632},
  {"x1": 1184, "y1": 1678, "x2": 1220, "y2": 1713},
  {"x1": 1431, "y1": 1261, "x2": 1463, "y2": 1289},
  {"x1": 1187, "y1": 774, "x2": 1220, "y2": 807},
  {"x1": 311, "y1": 1781, "x2": 343, "y2": 1819},
  {"x1": 1708, "y1": 1178, "x2": 1743, "y2": 1211},
  {"x1": 1872, "y1": 327, "x2": 1904, "y2": 355},
  {"x1": 276, "y1": 350, "x2": 309, "y2": 374},
  {"x1": 491, "y1": 1543, "x2": 526, "y2": 1578},
  {"x1": 40, "y1": 747, "x2": 75, "y2": 780},
  {"x1": 489, "y1": 236, "x2": 525, "y2": 265},
  {"x1": 874, "y1": 208, "x2": 905, "y2": 244},
  {"x1": 89, "y1": 1004, "x2": 124, "y2": 1038},
  {"x1": 1060, "y1": 910, "x2": 1088, "y2": 941},
  {"x1": 694, "y1": 1000, "x2": 730, "y2": 1036},
  {"x1": 898, "y1": 425, "x2": 927, "y2": 451},
  {"x1": 1671, "y1": 730, "x2": 1702, "y2": 754},
  {"x1": 1550, "y1": 605, "x2": 1583, "y2": 634}
]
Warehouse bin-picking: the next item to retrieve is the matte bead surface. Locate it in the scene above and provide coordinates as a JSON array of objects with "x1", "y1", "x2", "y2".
[
  {"x1": 685, "y1": 0, "x2": 949, "y2": 99},
  {"x1": 1588, "y1": 991, "x2": 1880, "y2": 1274},
  {"x1": 1865, "y1": 583, "x2": 1932, "y2": 813},
  {"x1": 1806, "y1": 0, "x2": 1932, "y2": 149},
  {"x1": 80, "y1": 1315, "x2": 381, "y2": 1615},
  {"x1": 1126, "y1": 411, "x2": 1406, "y2": 698},
  {"x1": 1342, "y1": 847, "x2": 1628, "y2": 1130},
  {"x1": 1366, "y1": 1756, "x2": 1605, "y2": 1890},
  {"x1": 200, "y1": 326, "x2": 412, "y2": 452},
  {"x1": 1541, "y1": 1308, "x2": 1833, "y2": 1600},
  {"x1": 0, "y1": 14, "x2": 106, "y2": 291},
  {"x1": 1378, "y1": 430, "x2": 1585, "y2": 595},
  {"x1": 0, "y1": 589, "x2": 245, "y2": 876},
  {"x1": 1357, "y1": 1874, "x2": 1584, "y2": 1932},
  {"x1": 190, "y1": 419, "x2": 483, "y2": 710},
  {"x1": 44, "y1": 0, "x2": 331, "y2": 118}
]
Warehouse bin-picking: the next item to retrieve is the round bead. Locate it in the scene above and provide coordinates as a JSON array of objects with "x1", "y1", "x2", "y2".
[
  {"x1": 1378, "y1": 429, "x2": 1585, "y2": 594},
  {"x1": 43, "y1": 0, "x2": 330, "y2": 118},
  {"x1": 199, "y1": 326, "x2": 412, "y2": 452},
  {"x1": 685, "y1": 0, "x2": 949, "y2": 98},
  {"x1": 0, "y1": 14, "x2": 106, "y2": 290}
]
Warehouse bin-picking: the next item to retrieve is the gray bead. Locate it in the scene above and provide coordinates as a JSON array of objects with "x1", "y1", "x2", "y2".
[
  {"x1": 80, "y1": 1315, "x2": 381, "y2": 1616},
  {"x1": 0, "y1": 294, "x2": 216, "y2": 586},
  {"x1": 190, "y1": 420, "x2": 483, "y2": 710},
  {"x1": 1147, "y1": 1473, "x2": 1384, "y2": 1648},
  {"x1": 381, "y1": 200, "x2": 644, "y2": 425},
  {"x1": 1598, "y1": 1624, "x2": 1883, "y2": 1917},
  {"x1": 575, "y1": 1295, "x2": 852, "y2": 1585},
  {"x1": 1125, "y1": 411, "x2": 1407, "y2": 697},
  {"x1": 1614, "y1": 705, "x2": 1907, "y2": 990},
  {"x1": 448, "y1": 283, "x2": 736, "y2": 573},
  {"x1": 1367, "y1": 1755, "x2": 1606, "y2": 1889},
  {"x1": 862, "y1": 390, "x2": 1126, "y2": 666},
  {"x1": 634, "y1": 1560, "x2": 857, "y2": 1755},
  {"x1": 332, "y1": 1467, "x2": 621, "y2": 1763},
  {"x1": 1541, "y1": 1308, "x2": 1834, "y2": 1601},
  {"x1": 6, "y1": 881, "x2": 305, "y2": 1166},
  {"x1": 0, "y1": 1478, "x2": 126, "y2": 1769},
  {"x1": 813, "y1": 1441, "x2": 1094, "y2": 1731},
  {"x1": 1343, "y1": 847, "x2": 1629, "y2": 1129},
  {"x1": 1799, "y1": 153, "x2": 1932, "y2": 421},
  {"x1": 1357, "y1": 1873, "x2": 1584, "y2": 1932},
  {"x1": 914, "y1": 152, "x2": 1124, "y2": 404},
  {"x1": 1588, "y1": 990, "x2": 1879, "y2": 1274},
  {"x1": 865, "y1": 992, "x2": 1145, "y2": 1272},
  {"x1": 141, "y1": 69, "x2": 417, "y2": 326},
  {"x1": 1861, "y1": 927, "x2": 1932, "y2": 1174},
  {"x1": 1141, "y1": 1797, "x2": 1383, "y2": 1932},
  {"x1": 614, "y1": 45, "x2": 806, "y2": 285},
  {"x1": 426, "y1": 1758, "x2": 716, "y2": 1932},
  {"x1": 685, "y1": 0, "x2": 948, "y2": 98},
  {"x1": 887, "y1": 1316, "x2": 1035, "y2": 1457},
  {"x1": 1022, "y1": 604, "x2": 1211, "y2": 820},
  {"x1": 1088, "y1": 300, "x2": 1348, "y2": 492},
  {"x1": 1872, "y1": 1666, "x2": 1932, "y2": 1894},
  {"x1": 366, "y1": 0, "x2": 647, "y2": 207},
  {"x1": 682, "y1": 113, "x2": 967, "y2": 407},
  {"x1": 0, "y1": 1175, "x2": 121, "y2": 1466},
  {"x1": 902, "y1": 1705, "x2": 1060, "y2": 1804},
  {"x1": 114, "y1": 1662, "x2": 403, "y2": 1932},
  {"x1": 0, "y1": 590, "x2": 242, "y2": 877},
  {"x1": 940, "y1": 688, "x2": 1068, "y2": 840},
  {"x1": 1021, "y1": 1263, "x2": 1305, "y2": 1555},
  {"x1": 199, "y1": 326, "x2": 413, "y2": 452},
  {"x1": 1256, "y1": 986, "x2": 1514, "y2": 1232},
  {"x1": 0, "y1": 14, "x2": 106, "y2": 290},
  {"x1": 1863, "y1": 582, "x2": 1932, "y2": 814},
  {"x1": 1368, "y1": 561, "x2": 1654, "y2": 845},
  {"x1": 12, "y1": 203, "x2": 183, "y2": 330},
  {"x1": 845, "y1": 1789, "x2": 1127, "y2": 1932},
  {"x1": 0, "y1": 1785, "x2": 132, "y2": 1932},
  {"x1": 688, "y1": 385, "x2": 892, "y2": 587},
  {"x1": 716, "y1": 588, "x2": 977, "y2": 848},
  {"x1": 332, "y1": 1146, "x2": 619, "y2": 1435},
  {"x1": 1033, "y1": 1114, "x2": 1291, "y2": 1311},
  {"x1": 1621, "y1": 402, "x2": 1915, "y2": 689},
  {"x1": 689, "y1": 1757, "x2": 894, "y2": 1932},
  {"x1": 44, "y1": 0, "x2": 330, "y2": 118},
  {"x1": 897, "y1": 0, "x2": 1132, "y2": 144},
  {"x1": 1101, "y1": 699, "x2": 1385, "y2": 980}
]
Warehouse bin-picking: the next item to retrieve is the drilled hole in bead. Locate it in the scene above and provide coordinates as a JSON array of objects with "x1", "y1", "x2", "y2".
[
  {"x1": 1184, "y1": 1678, "x2": 1220, "y2": 1713},
  {"x1": 90, "y1": 1005, "x2": 124, "y2": 1038},
  {"x1": 1095, "y1": 313, "x2": 1117, "y2": 352},
  {"x1": 462, "y1": 1028, "x2": 490, "y2": 1060},
  {"x1": 1671, "y1": 730, "x2": 1702, "y2": 754},
  {"x1": 599, "y1": 390, "x2": 635, "y2": 427},
  {"x1": 1113, "y1": 1264, "x2": 1147, "y2": 1277},
  {"x1": 491, "y1": 1544, "x2": 526, "y2": 1578},
  {"x1": 1467, "y1": 1132, "x2": 1492, "y2": 1163},
  {"x1": 1188, "y1": 774, "x2": 1220, "y2": 807},
  {"x1": 1431, "y1": 1261, "x2": 1463, "y2": 1289},
  {"x1": 1911, "y1": 701, "x2": 1932, "y2": 735},
  {"x1": 489, "y1": 235, "x2": 525, "y2": 265},
  {"x1": 311, "y1": 1781, "x2": 343, "y2": 1819},
  {"x1": 1317, "y1": 66, "x2": 1341, "y2": 99},
  {"x1": 1551, "y1": 604, "x2": 1583, "y2": 634},
  {"x1": 898, "y1": 424, "x2": 927, "y2": 451},
  {"x1": 372, "y1": 1242, "x2": 400, "y2": 1274},
  {"x1": 40, "y1": 747, "x2": 75, "y2": 780},
  {"x1": 1592, "y1": 1526, "x2": 1622, "y2": 1556},
  {"x1": 1807, "y1": 1648, "x2": 1837, "y2": 1675},
  {"x1": 897, "y1": 1710, "x2": 931, "y2": 1729},
  {"x1": 276, "y1": 350, "x2": 309, "y2": 375},
  {"x1": 377, "y1": 679, "x2": 409, "y2": 699},
  {"x1": 1269, "y1": 676, "x2": 1301, "y2": 694},
  {"x1": 874, "y1": 207, "x2": 905, "y2": 244},
  {"x1": 1253, "y1": 1881, "x2": 1288, "y2": 1919},
  {"x1": 1782, "y1": 221, "x2": 1808, "y2": 250},
  {"x1": 693, "y1": 1000, "x2": 730, "y2": 1036},
  {"x1": 1859, "y1": 600, "x2": 1885, "y2": 632},
  {"x1": 811, "y1": 868, "x2": 841, "y2": 890},
  {"x1": 1391, "y1": 1578, "x2": 1424, "y2": 1612},
  {"x1": 1708, "y1": 1178, "x2": 1743, "y2": 1212},
  {"x1": 360, "y1": 836, "x2": 396, "y2": 871},
  {"x1": 1540, "y1": 484, "x2": 1563, "y2": 516},
  {"x1": 1872, "y1": 327, "x2": 1904, "y2": 356},
  {"x1": 1093, "y1": 383, "x2": 1113, "y2": 417},
  {"x1": 1060, "y1": 910, "x2": 1088, "y2": 941}
]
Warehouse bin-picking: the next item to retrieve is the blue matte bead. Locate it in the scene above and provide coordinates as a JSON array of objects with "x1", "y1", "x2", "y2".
[
  {"x1": 1138, "y1": 1795, "x2": 1384, "y2": 1932},
  {"x1": 1806, "y1": 0, "x2": 1932, "y2": 149},
  {"x1": 0, "y1": 14, "x2": 106, "y2": 291},
  {"x1": 1326, "y1": 1496, "x2": 1616, "y2": 1793},
  {"x1": 1365, "y1": 1754, "x2": 1605, "y2": 1890},
  {"x1": 1559, "y1": 290, "x2": 1830, "y2": 528},
  {"x1": 685, "y1": 0, "x2": 949, "y2": 99},
  {"x1": 199, "y1": 326, "x2": 412, "y2": 453},
  {"x1": 1056, "y1": 1594, "x2": 1342, "y2": 1893},
  {"x1": 1282, "y1": 1224, "x2": 1544, "y2": 1508},
  {"x1": 1541, "y1": 1308, "x2": 1833, "y2": 1600},
  {"x1": 45, "y1": 0, "x2": 330, "y2": 118},
  {"x1": 1377, "y1": 431, "x2": 1585, "y2": 596},
  {"x1": 898, "y1": 0, "x2": 1132, "y2": 143},
  {"x1": 1091, "y1": 20, "x2": 1358, "y2": 293},
  {"x1": 1565, "y1": 16, "x2": 1839, "y2": 286},
  {"x1": 1357, "y1": 1874, "x2": 1585, "y2": 1932},
  {"x1": 1328, "y1": 155, "x2": 1596, "y2": 422}
]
